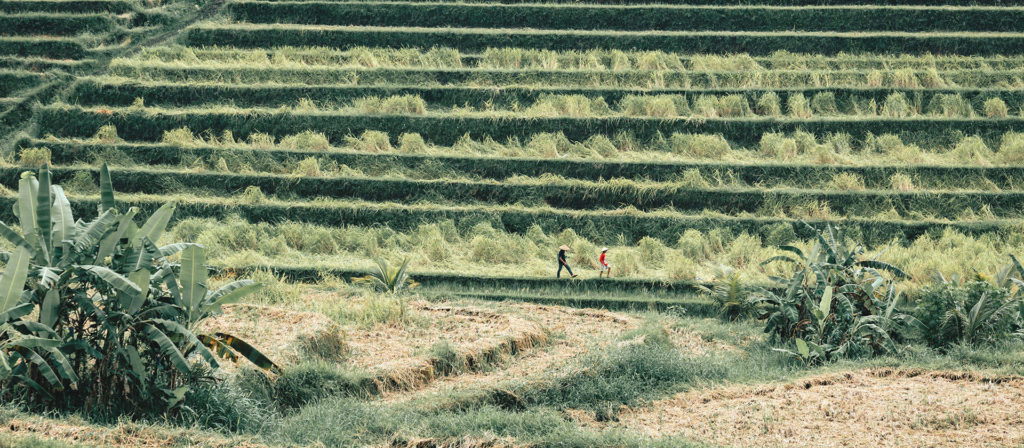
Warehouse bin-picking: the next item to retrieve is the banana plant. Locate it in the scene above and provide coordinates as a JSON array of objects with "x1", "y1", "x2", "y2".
[
  {"x1": 172, "y1": 245, "x2": 279, "y2": 373},
  {"x1": 0, "y1": 165, "x2": 277, "y2": 414},
  {"x1": 755, "y1": 223, "x2": 915, "y2": 363},
  {"x1": 0, "y1": 247, "x2": 77, "y2": 396}
]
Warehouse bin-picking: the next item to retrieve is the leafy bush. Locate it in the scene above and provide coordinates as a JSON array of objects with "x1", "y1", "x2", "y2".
[
  {"x1": 914, "y1": 273, "x2": 1022, "y2": 348},
  {"x1": 0, "y1": 166, "x2": 275, "y2": 418},
  {"x1": 753, "y1": 223, "x2": 918, "y2": 364},
  {"x1": 18, "y1": 147, "x2": 50, "y2": 168},
  {"x1": 698, "y1": 267, "x2": 755, "y2": 321}
]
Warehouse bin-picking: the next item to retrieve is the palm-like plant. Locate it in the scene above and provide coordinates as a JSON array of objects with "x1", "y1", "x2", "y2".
[
  {"x1": 355, "y1": 257, "x2": 418, "y2": 294},
  {"x1": 697, "y1": 266, "x2": 757, "y2": 321}
]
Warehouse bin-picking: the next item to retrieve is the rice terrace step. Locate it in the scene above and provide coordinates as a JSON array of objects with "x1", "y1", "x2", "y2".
[{"x1": 2, "y1": 0, "x2": 1024, "y2": 446}]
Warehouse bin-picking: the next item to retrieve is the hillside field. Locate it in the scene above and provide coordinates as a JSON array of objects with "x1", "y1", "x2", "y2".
[{"x1": 3, "y1": 0, "x2": 1024, "y2": 446}]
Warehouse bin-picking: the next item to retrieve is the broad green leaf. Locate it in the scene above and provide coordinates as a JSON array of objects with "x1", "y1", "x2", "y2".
[
  {"x1": 213, "y1": 332, "x2": 280, "y2": 373},
  {"x1": 152, "y1": 318, "x2": 218, "y2": 369},
  {"x1": 143, "y1": 324, "x2": 190, "y2": 374},
  {"x1": 17, "y1": 173, "x2": 38, "y2": 239},
  {"x1": 819, "y1": 286, "x2": 833, "y2": 317},
  {"x1": 17, "y1": 347, "x2": 61, "y2": 388},
  {"x1": 100, "y1": 164, "x2": 115, "y2": 213},
  {"x1": 127, "y1": 269, "x2": 150, "y2": 314},
  {"x1": 79, "y1": 265, "x2": 141, "y2": 295},
  {"x1": 39, "y1": 289, "x2": 59, "y2": 327},
  {"x1": 135, "y1": 203, "x2": 175, "y2": 248},
  {"x1": 36, "y1": 166, "x2": 52, "y2": 254},
  {"x1": 180, "y1": 246, "x2": 208, "y2": 314},
  {"x1": 0, "y1": 221, "x2": 31, "y2": 250},
  {"x1": 199, "y1": 280, "x2": 261, "y2": 323},
  {"x1": 0, "y1": 247, "x2": 31, "y2": 313},
  {"x1": 43, "y1": 347, "x2": 78, "y2": 386},
  {"x1": 157, "y1": 242, "x2": 200, "y2": 259},
  {"x1": 125, "y1": 346, "x2": 146, "y2": 383},
  {"x1": 96, "y1": 208, "x2": 138, "y2": 263},
  {"x1": 795, "y1": 338, "x2": 809, "y2": 359},
  {"x1": 0, "y1": 351, "x2": 10, "y2": 379},
  {"x1": 49, "y1": 185, "x2": 74, "y2": 251},
  {"x1": 72, "y1": 210, "x2": 117, "y2": 255}
]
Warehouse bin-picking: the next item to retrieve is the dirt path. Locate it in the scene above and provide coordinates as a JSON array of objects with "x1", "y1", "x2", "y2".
[{"x1": 613, "y1": 368, "x2": 1024, "y2": 448}]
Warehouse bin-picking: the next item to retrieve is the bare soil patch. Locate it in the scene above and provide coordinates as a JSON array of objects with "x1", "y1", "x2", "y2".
[{"x1": 613, "y1": 368, "x2": 1024, "y2": 448}]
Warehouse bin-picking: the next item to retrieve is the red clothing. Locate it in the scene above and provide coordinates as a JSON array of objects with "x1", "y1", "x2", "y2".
[{"x1": 600, "y1": 252, "x2": 607, "y2": 266}]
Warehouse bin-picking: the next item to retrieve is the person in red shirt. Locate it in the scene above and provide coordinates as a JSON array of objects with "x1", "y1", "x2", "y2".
[{"x1": 598, "y1": 247, "x2": 611, "y2": 278}]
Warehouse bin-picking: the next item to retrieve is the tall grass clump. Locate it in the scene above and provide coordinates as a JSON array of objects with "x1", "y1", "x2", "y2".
[
  {"x1": 950, "y1": 136, "x2": 994, "y2": 165},
  {"x1": 281, "y1": 131, "x2": 331, "y2": 151},
  {"x1": 985, "y1": 97, "x2": 1009, "y2": 118},
  {"x1": 787, "y1": 93, "x2": 811, "y2": 118},
  {"x1": 755, "y1": 91, "x2": 782, "y2": 116},
  {"x1": 669, "y1": 133, "x2": 730, "y2": 158},
  {"x1": 810, "y1": 92, "x2": 839, "y2": 116},
  {"x1": 998, "y1": 131, "x2": 1024, "y2": 164},
  {"x1": 881, "y1": 92, "x2": 913, "y2": 117},
  {"x1": 352, "y1": 95, "x2": 427, "y2": 115},
  {"x1": 928, "y1": 94, "x2": 973, "y2": 118},
  {"x1": 398, "y1": 133, "x2": 428, "y2": 153},
  {"x1": 346, "y1": 130, "x2": 392, "y2": 152},
  {"x1": 18, "y1": 146, "x2": 51, "y2": 167},
  {"x1": 619, "y1": 95, "x2": 680, "y2": 117}
]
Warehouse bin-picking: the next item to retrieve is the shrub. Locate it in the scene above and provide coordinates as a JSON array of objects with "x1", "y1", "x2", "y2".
[
  {"x1": 18, "y1": 147, "x2": 50, "y2": 167},
  {"x1": 984, "y1": 98, "x2": 1009, "y2": 118},
  {"x1": 913, "y1": 280, "x2": 1019, "y2": 348}
]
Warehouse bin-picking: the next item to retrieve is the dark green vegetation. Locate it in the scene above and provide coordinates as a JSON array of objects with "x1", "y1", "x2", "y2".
[{"x1": 4, "y1": 0, "x2": 1024, "y2": 445}]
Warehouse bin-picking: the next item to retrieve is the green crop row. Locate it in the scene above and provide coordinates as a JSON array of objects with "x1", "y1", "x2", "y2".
[
  {"x1": 0, "y1": 191, "x2": 1017, "y2": 246},
  {"x1": 106, "y1": 62, "x2": 1024, "y2": 89},
  {"x1": 184, "y1": 24, "x2": 1024, "y2": 55},
  {"x1": 0, "y1": 70, "x2": 45, "y2": 96},
  {"x1": 0, "y1": 37, "x2": 88, "y2": 59},
  {"x1": 24, "y1": 165, "x2": 1024, "y2": 219},
  {"x1": 68, "y1": 78, "x2": 1024, "y2": 114},
  {"x1": 243, "y1": 0, "x2": 1024, "y2": 6},
  {"x1": 25, "y1": 137, "x2": 1024, "y2": 189},
  {"x1": 227, "y1": 2, "x2": 1024, "y2": 33},
  {"x1": 0, "y1": 0, "x2": 134, "y2": 14},
  {"x1": 36, "y1": 104, "x2": 1024, "y2": 148},
  {"x1": 0, "y1": 13, "x2": 119, "y2": 37}
]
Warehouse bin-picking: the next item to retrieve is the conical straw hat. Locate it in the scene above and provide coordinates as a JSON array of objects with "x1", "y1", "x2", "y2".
[
  {"x1": 559, "y1": 244, "x2": 570, "y2": 251},
  {"x1": 601, "y1": 247, "x2": 608, "y2": 252}
]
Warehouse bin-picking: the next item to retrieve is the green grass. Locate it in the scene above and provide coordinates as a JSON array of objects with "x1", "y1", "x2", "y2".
[
  {"x1": 185, "y1": 24, "x2": 1024, "y2": 54},
  {"x1": 0, "y1": 13, "x2": 121, "y2": 37},
  {"x1": 0, "y1": 0, "x2": 135, "y2": 14},
  {"x1": 227, "y1": 2, "x2": 1024, "y2": 33}
]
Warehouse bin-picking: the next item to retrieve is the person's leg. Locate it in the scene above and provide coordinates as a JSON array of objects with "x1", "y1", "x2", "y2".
[
  {"x1": 557, "y1": 262, "x2": 563, "y2": 278},
  {"x1": 566, "y1": 263, "x2": 575, "y2": 276}
]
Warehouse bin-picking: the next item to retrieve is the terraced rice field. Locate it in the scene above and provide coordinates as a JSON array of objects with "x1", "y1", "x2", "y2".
[{"x1": 5, "y1": 0, "x2": 1024, "y2": 446}]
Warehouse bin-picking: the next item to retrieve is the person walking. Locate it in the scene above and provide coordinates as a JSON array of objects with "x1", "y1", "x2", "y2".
[
  {"x1": 598, "y1": 247, "x2": 611, "y2": 278},
  {"x1": 557, "y1": 244, "x2": 577, "y2": 278}
]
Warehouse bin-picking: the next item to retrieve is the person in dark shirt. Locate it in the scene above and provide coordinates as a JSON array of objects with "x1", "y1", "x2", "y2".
[{"x1": 557, "y1": 244, "x2": 577, "y2": 278}]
